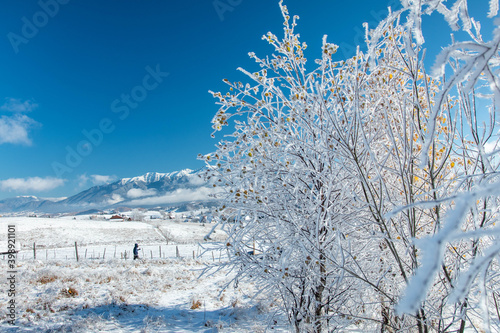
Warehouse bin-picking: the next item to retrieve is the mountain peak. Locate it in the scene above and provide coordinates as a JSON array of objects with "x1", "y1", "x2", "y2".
[
  {"x1": 120, "y1": 169, "x2": 197, "y2": 185},
  {"x1": 0, "y1": 168, "x2": 211, "y2": 214},
  {"x1": 17, "y1": 195, "x2": 39, "y2": 200},
  {"x1": 175, "y1": 169, "x2": 194, "y2": 177},
  {"x1": 121, "y1": 172, "x2": 168, "y2": 184}
]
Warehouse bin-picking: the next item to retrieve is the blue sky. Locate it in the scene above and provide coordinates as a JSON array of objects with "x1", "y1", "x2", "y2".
[{"x1": 0, "y1": 0, "x2": 495, "y2": 199}]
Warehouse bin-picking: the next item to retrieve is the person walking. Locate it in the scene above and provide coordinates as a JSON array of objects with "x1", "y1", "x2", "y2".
[{"x1": 133, "y1": 243, "x2": 140, "y2": 260}]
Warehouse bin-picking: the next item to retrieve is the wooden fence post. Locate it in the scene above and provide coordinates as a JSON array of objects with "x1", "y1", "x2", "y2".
[
  {"x1": 176, "y1": 246, "x2": 179, "y2": 258},
  {"x1": 75, "y1": 242, "x2": 79, "y2": 262},
  {"x1": 33, "y1": 242, "x2": 36, "y2": 259},
  {"x1": 103, "y1": 248, "x2": 106, "y2": 259}
]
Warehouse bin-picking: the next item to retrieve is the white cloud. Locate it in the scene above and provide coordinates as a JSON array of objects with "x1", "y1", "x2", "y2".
[
  {"x1": 188, "y1": 175, "x2": 206, "y2": 186},
  {"x1": 128, "y1": 187, "x2": 221, "y2": 206},
  {"x1": 127, "y1": 188, "x2": 158, "y2": 198},
  {"x1": 0, "y1": 98, "x2": 40, "y2": 145},
  {"x1": 78, "y1": 174, "x2": 117, "y2": 188},
  {"x1": 1, "y1": 98, "x2": 38, "y2": 113},
  {"x1": 107, "y1": 193, "x2": 124, "y2": 205},
  {"x1": 0, "y1": 114, "x2": 39, "y2": 145},
  {"x1": 0, "y1": 177, "x2": 65, "y2": 192},
  {"x1": 41, "y1": 197, "x2": 67, "y2": 202},
  {"x1": 77, "y1": 174, "x2": 89, "y2": 187},
  {"x1": 91, "y1": 174, "x2": 116, "y2": 185}
]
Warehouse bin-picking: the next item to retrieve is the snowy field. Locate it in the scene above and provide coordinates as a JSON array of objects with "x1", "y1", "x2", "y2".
[{"x1": 0, "y1": 216, "x2": 288, "y2": 332}]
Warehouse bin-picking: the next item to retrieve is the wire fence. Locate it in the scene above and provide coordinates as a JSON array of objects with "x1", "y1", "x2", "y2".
[{"x1": 1, "y1": 241, "x2": 227, "y2": 262}]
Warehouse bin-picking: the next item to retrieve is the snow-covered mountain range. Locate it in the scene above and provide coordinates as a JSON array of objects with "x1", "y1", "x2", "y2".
[{"x1": 0, "y1": 169, "x2": 219, "y2": 214}]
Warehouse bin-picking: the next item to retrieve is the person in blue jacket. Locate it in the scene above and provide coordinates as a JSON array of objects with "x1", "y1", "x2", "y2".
[{"x1": 133, "y1": 243, "x2": 140, "y2": 260}]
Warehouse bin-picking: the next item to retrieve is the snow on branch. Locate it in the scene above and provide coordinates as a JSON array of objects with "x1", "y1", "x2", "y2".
[{"x1": 397, "y1": 180, "x2": 500, "y2": 314}]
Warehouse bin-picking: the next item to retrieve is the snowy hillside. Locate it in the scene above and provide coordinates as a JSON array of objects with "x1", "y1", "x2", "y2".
[
  {"x1": 0, "y1": 169, "x2": 219, "y2": 214},
  {"x1": 0, "y1": 216, "x2": 287, "y2": 332},
  {"x1": 0, "y1": 196, "x2": 41, "y2": 212}
]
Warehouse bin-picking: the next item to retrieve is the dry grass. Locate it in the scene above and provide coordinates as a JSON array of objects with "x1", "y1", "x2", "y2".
[
  {"x1": 0, "y1": 258, "x2": 273, "y2": 332},
  {"x1": 60, "y1": 287, "x2": 79, "y2": 298},
  {"x1": 37, "y1": 274, "x2": 58, "y2": 284},
  {"x1": 62, "y1": 277, "x2": 77, "y2": 283},
  {"x1": 98, "y1": 276, "x2": 113, "y2": 284},
  {"x1": 190, "y1": 300, "x2": 202, "y2": 309}
]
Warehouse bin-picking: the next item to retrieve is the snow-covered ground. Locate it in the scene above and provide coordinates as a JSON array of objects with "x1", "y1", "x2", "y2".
[{"x1": 0, "y1": 216, "x2": 288, "y2": 332}]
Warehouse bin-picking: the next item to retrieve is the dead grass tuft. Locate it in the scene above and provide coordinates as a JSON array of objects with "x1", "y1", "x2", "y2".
[
  {"x1": 62, "y1": 277, "x2": 76, "y2": 283},
  {"x1": 60, "y1": 287, "x2": 79, "y2": 298},
  {"x1": 191, "y1": 300, "x2": 202, "y2": 309},
  {"x1": 37, "y1": 275, "x2": 58, "y2": 284},
  {"x1": 98, "y1": 276, "x2": 113, "y2": 284}
]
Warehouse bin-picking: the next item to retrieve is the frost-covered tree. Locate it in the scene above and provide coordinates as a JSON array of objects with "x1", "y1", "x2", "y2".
[
  {"x1": 202, "y1": 4, "x2": 369, "y2": 330},
  {"x1": 389, "y1": 1, "x2": 500, "y2": 332},
  {"x1": 203, "y1": 0, "x2": 500, "y2": 331}
]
